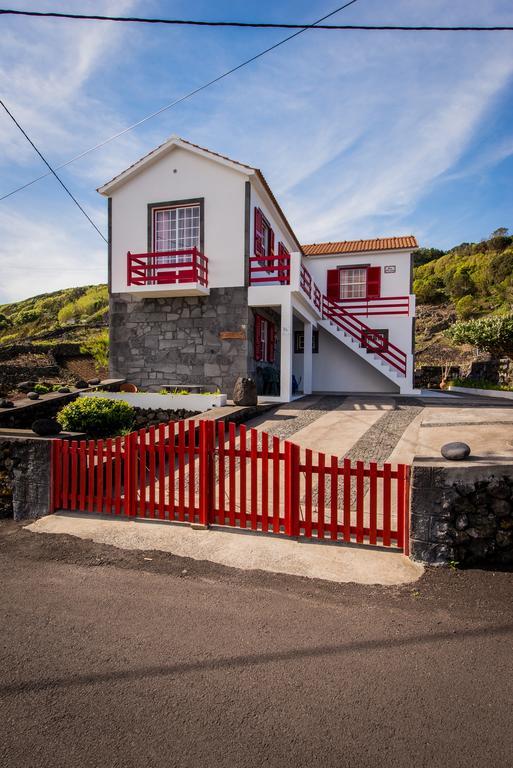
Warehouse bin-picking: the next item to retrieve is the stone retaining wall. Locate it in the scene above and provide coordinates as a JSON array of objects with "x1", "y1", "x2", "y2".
[
  {"x1": 0, "y1": 436, "x2": 52, "y2": 520},
  {"x1": 410, "y1": 461, "x2": 513, "y2": 567}
]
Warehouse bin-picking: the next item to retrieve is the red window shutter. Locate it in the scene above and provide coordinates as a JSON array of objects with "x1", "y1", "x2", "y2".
[
  {"x1": 366, "y1": 266, "x2": 381, "y2": 299},
  {"x1": 267, "y1": 323, "x2": 276, "y2": 363},
  {"x1": 269, "y1": 228, "x2": 275, "y2": 256},
  {"x1": 254, "y1": 314, "x2": 263, "y2": 361},
  {"x1": 327, "y1": 268, "x2": 340, "y2": 300},
  {"x1": 254, "y1": 207, "x2": 264, "y2": 257}
]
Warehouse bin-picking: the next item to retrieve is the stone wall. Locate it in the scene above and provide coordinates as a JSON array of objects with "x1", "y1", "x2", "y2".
[
  {"x1": 410, "y1": 461, "x2": 513, "y2": 567},
  {"x1": 0, "y1": 437, "x2": 52, "y2": 520},
  {"x1": 110, "y1": 289, "x2": 254, "y2": 396},
  {"x1": 414, "y1": 358, "x2": 513, "y2": 390}
]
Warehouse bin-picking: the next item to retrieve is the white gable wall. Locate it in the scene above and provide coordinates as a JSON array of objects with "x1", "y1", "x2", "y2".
[
  {"x1": 249, "y1": 181, "x2": 298, "y2": 257},
  {"x1": 109, "y1": 146, "x2": 248, "y2": 292},
  {"x1": 304, "y1": 250, "x2": 413, "y2": 297}
]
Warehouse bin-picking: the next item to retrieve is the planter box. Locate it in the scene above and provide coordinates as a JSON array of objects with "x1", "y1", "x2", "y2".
[
  {"x1": 448, "y1": 385, "x2": 513, "y2": 400},
  {"x1": 79, "y1": 391, "x2": 227, "y2": 412}
]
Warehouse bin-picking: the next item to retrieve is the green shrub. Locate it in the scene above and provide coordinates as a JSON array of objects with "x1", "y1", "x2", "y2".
[
  {"x1": 14, "y1": 308, "x2": 40, "y2": 325},
  {"x1": 57, "y1": 397, "x2": 135, "y2": 438},
  {"x1": 413, "y1": 274, "x2": 446, "y2": 304},
  {"x1": 455, "y1": 295, "x2": 475, "y2": 320},
  {"x1": 34, "y1": 384, "x2": 50, "y2": 394},
  {"x1": 447, "y1": 313, "x2": 513, "y2": 357},
  {"x1": 80, "y1": 330, "x2": 109, "y2": 370},
  {"x1": 448, "y1": 377, "x2": 513, "y2": 392},
  {"x1": 0, "y1": 313, "x2": 12, "y2": 330}
]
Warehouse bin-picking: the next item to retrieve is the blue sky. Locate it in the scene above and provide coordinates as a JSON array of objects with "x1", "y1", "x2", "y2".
[{"x1": 1, "y1": 0, "x2": 513, "y2": 303}]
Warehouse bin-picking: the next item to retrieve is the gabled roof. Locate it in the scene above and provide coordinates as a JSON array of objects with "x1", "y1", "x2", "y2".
[
  {"x1": 97, "y1": 135, "x2": 301, "y2": 251},
  {"x1": 302, "y1": 236, "x2": 418, "y2": 257}
]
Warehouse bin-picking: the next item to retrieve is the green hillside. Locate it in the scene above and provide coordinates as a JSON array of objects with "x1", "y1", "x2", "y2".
[
  {"x1": 414, "y1": 228, "x2": 513, "y2": 365},
  {"x1": 0, "y1": 284, "x2": 108, "y2": 347}
]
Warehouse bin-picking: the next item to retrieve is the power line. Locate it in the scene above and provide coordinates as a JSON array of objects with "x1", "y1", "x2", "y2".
[
  {"x1": 0, "y1": 9, "x2": 512, "y2": 31},
  {"x1": 0, "y1": 1, "x2": 360, "y2": 203},
  {"x1": 0, "y1": 99, "x2": 107, "y2": 242}
]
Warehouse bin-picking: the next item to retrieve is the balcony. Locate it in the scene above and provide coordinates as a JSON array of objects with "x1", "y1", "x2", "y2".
[{"x1": 126, "y1": 249, "x2": 209, "y2": 297}]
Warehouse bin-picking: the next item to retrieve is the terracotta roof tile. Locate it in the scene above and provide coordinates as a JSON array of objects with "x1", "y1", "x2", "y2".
[{"x1": 302, "y1": 236, "x2": 418, "y2": 256}]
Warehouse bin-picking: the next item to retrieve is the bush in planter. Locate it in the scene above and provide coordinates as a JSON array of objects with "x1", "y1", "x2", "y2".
[{"x1": 57, "y1": 397, "x2": 136, "y2": 438}]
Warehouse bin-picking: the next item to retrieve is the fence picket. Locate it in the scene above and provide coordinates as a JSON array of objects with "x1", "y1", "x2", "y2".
[
  {"x1": 167, "y1": 421, "x2": 176, "y2": 519},
  {"x1": 149, "y1": 426, "x2": 157, "y2": 518},
  {"x1": 114, "y1": 437, "x2": 122, "y2": 515},
  {"x1": 356, "y1": 460, "x2": 364, "y2": 544},
  {"x1": 96, "y1": 439, "x2": 104, "y2": 514},
  {"x1": 228, "y1": 422, "x2": 236, "y2": 526},
  {"x1": 383, "y1": 463, "x2": 392, "y2": 546},
  {"x1": 178, "y1": 420, "x2": 185, "y2": 521},
  {"x1": 343, "y1": 458, "x2": 351, "y2": 542},
  {"x1": 239, "y1": 424, "x2": 247, "y2": 529},
  {"x1": 261, "y1": 431, "x2": 269, "y2": 532},
  {"x1": 250, "y1": 429, "x2": 258, "y2": 530},
  {"x1": 272, "y1": 436, "x2": 280, "y2": 534},
  {"x1": 139, "y1": 427, "x2": 146, "y2": 517},
  {"x1": 61, "y1": 440, "x2": 69, "y2": 510},
  {"x1": 217, "y1": 421, "x2": 225, "y2": 525},
  {"x1": 304, "y1": 448, "x2": 313, "y2": 538},
  {"x1": 187, "y1": 421, "x2": 195, "y2": 522},
  {"x1": 330, "y1": 455, "x2": 338, "y2": 541},
  {"x1": 88, "y1": 441, "x2": 95, "y2": 513},
  {"x1": 317, "y1": 452, "x2": 325, "y2": 540},
  {"x1": 70, "y1": 441, "x2": 78, "y2": 511},
  {"x1": 369, "y1": 461, "x2": 378, "y2": 546}
]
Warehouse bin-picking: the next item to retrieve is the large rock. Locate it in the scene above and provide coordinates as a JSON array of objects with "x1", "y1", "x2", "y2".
[
  {"x1": 232, "y1": 377, "x2": 257, "y2": 406},
  {"x1": 0, "y1": 398, "x2": 14, "y2": 408},
  {"x1": 31, "y1": 418, "x2": 62, "y2": 437},
  {"x1": 75, "y1": 379, "x2": 89, "y2": 389},
  {"x1": 26, "y1": 392, "x2": 39, "y2": 400},
  {"x1": 441, "y1": 442, "x2": 471, "y2": 461},
  {"x1": 17, "y1": 380, "x2": 36, "y2": 393},
  {"x1": 88, "y1": 378, "x2": 101, "y2": 386}
]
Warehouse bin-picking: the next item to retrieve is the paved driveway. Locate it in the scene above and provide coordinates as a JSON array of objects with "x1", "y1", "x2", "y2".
[
  {"x1": 252, "y1": 393, "x2": 513, "y2": 465},
  {"x1": 1, "y1": 520, "x2": 512, "y2": 768}
]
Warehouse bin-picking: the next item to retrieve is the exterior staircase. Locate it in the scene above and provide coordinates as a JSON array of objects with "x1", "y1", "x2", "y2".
[{"x1": 319, "y1": 297, "x2": 411, "y2": 392}]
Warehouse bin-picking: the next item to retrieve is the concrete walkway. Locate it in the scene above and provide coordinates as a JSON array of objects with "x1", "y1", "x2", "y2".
[{"x1": 27, "y1": 513, "x2": 423, "y2": 586}]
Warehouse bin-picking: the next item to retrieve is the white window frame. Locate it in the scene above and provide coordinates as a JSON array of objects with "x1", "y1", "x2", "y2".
[
  {"x1": 339, "y1": 267, "x2": 368, "y2": 300},
  {"x1": 153, "y1": 204, "x2": 201, "y2": 264}
]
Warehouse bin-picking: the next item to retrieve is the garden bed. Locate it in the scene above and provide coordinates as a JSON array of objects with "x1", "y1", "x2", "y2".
[
  {"x1": 79, "y1": 390, "x2": 227, "y2": 412},
  {"x1": 447, "y1": 385, "x2": 513, "y2": 400}
]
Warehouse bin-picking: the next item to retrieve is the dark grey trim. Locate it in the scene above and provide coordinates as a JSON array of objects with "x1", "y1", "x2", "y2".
[
  {"x1": 337, "y1": 263, "x2": 370, "y2": 270},
  {"x1": 107, "y1": 197, "x2": 112, "y2": 292},
  {"x1": 244, "y1": 181, "x2": 251, "y2": 286},
  {"x1": 146, "y1": 197, "x2": 205, "y2": 252}
]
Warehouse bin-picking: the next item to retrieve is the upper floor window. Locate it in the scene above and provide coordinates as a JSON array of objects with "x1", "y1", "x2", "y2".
[
  {"x1": 339, "y1": 267, "x2": 367, "y2": 299},
  {"x1": 153, "y1": 204, "x2": 200, "y2": 261}
]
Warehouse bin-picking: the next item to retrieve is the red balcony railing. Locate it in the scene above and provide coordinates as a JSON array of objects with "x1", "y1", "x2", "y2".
[
  {"x1": 333, "y1": 296, "x2": 410, "y2": 316},
  {"x1": 127, "y1": 248, "x2": 208, "y2": 287},
  {"x1": 249, "y1": 254, "x2": 290, "y2": 285}
]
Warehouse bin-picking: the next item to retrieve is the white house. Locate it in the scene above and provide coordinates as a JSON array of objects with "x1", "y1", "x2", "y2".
[{"x1": 98, "y1": 136, "x2": 417, "y2": 401}]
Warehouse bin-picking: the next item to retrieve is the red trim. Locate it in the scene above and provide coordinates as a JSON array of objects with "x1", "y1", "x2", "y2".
[{"x1": 127, "y1": 249, "x2": 208, "y2": 287}]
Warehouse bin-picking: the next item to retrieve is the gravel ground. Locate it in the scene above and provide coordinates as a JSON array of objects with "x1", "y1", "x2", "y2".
[
  {"x1": 344, "y1": 404, "x2": 423, "y2": 463},
  {"x1": 1, "y1": 519, "x2": 513, "y2": 768}
]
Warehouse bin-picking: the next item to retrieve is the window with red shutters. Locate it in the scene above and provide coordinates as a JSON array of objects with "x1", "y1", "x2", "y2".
[
  {"x1": 327, "y1": 268, "x2": 340, "y2": 300},
  {"x1": 254, "y1": 207, "x2": 264, "y2": 258},
  {"x1": 267, "y1": 322, "x2": 276, "y2": 363},
  {"x1": 254, "y1": 314, "x2": 262, "y2": 361},
  {"x1": 366, "y1": 266, "x2": 381, "y2": 299}
]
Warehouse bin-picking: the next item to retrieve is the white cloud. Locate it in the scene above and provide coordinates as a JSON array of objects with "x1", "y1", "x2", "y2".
[{"x1": 0, "y1": 207, "x2": 106, "y2": 304}]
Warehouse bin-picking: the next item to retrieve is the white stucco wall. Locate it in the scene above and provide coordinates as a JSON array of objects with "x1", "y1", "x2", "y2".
[
  {"x1": 304, "y1": 250, "x2": 413, "y2": 297},
  {"x1": 108, "y1": 146, "x2": 249, "y2": 292},
  {"x1": 249, "y1": 181, "x2": 298, "y2": 257},
  {"x1": 308, "y1": 327, "x2": 399, "y2": 394}
]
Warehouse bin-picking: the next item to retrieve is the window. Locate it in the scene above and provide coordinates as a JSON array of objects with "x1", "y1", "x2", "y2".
[
  {"x1": 153, "y1": 204, "x2": 201, "y2": 263},
  {"x1": 294, "y1": 331, "x2": 319, "y2": 354},
  {"x1": 254, "y1": 314, "x2": 277, "y2": 362},
  {"x1": 339, "y1": 268, "x2": 368, "y2": 300},
  {"x1": 364, "y1": 329, "x2": 389, "y2": 353}
]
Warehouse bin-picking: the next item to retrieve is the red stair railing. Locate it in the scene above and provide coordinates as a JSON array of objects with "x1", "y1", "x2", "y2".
[{"x1": 322, "y1": 296, "x2": 407, "y2": 376}]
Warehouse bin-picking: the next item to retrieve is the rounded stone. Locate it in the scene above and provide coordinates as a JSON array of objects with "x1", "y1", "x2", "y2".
[
  {"x1": 88, "y1": 378, "x2": 101, "y2": 386},
  {"x1": 75, "y1": 379, "x2": 89, "y2": 389},
  {"x1": 233, "y1": 376, "x2": 257, "y2": 406},
  {"x1": 26, "y1": 391, "x2": 40, "y2": 400},
  {"x1": 441, "y1": 442, "x2": 471, "y2": 461},
  {"x1": 0, "y1": 398, "x2": 15, "y2": 408},
  {"x1": 17, "y1": 380, "x2": 36, "y2": 392},
  {"x1": 31, "y1": 418, "x2": 62, "y2": 437}
]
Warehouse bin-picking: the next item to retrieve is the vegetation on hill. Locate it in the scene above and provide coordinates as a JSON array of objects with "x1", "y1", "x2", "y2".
[
  {"x1": 414, "y1": 228, "x2": 513, "y2": 364},
  {"x1": 0, "y1": 284, "x2": 108, "y2": 346}
]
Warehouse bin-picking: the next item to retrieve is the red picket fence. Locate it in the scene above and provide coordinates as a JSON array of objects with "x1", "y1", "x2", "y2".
[{"x1": 51, "y1": 420, "x2": 410, "y2": 551}]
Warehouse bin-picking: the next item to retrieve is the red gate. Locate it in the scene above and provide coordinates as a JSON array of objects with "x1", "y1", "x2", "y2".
[{"x1": 51, "y1": 419, "x2": 410, "y2": 551}]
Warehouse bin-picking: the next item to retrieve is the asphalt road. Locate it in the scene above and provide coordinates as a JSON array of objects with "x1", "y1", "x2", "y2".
[{"x1": 1, "y1": 519, "x2": 512, "y2": 768}]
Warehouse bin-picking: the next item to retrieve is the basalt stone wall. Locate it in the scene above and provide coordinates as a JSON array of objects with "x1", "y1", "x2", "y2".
[
  {"x1": 0, "y1": 437, "x2": 52, "y2": 520},
  {"x1": 110, "y1": 289, "x2": 253, "y2": 395},
  {"x1": 410, "y1": 461, "x2": 513, "y2": 567}
]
